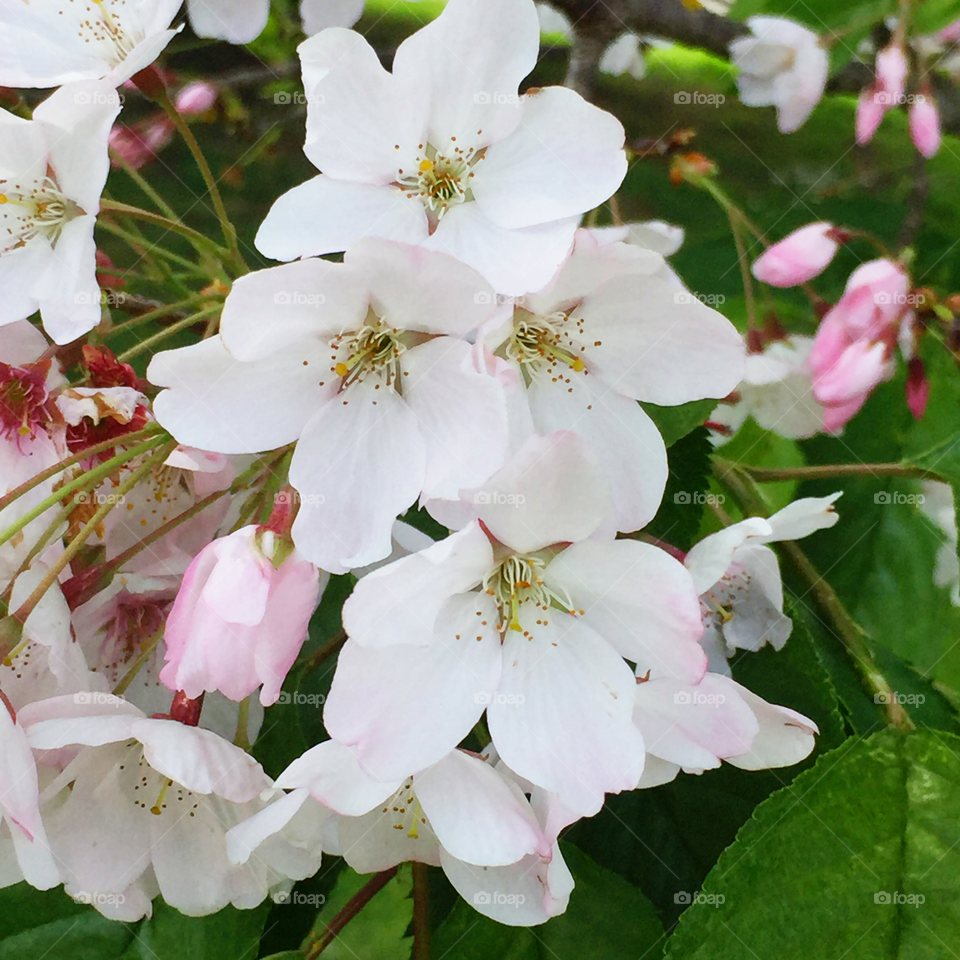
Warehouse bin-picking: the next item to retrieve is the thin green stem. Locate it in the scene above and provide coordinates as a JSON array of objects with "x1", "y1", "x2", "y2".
[
  {"x1": 715, "y1": 458, "x2": 940, "y2": 482},
  {"x1": 0, "y1": 433, "x2": 170, "y2": 550},
  {"x1": 728, "y1": 210, "x2": 757, "y2": 333},
  {"x1": 0, "y1": 425, "x2": 165, "y2": 518},
  {"x1": 110, "y1": 149, "x2": 180, "y2": 221},
  {"x1": 97, "y1": 219, "x2": 210, "y2": 277},
  {"x1": 234, "y1": 697, "x2": 252, "y2": 751},
  {"x1": 304, "y1": 868, "x2": 399, "y2": 959},
  {"x1": 12, "y1": 442, "x2": 177, "y2": 625},
  {"x1": 117, "y1": 304, "x2": 222, "y2": 362},
  {"x1": 100, "y1": 199, "x2": 227, "y2": 256},
  {"x1": 158, "y1": 92, "x2": 247, "y2": 273},
  {"x1": 108, "y1": 295, "x2": 210, "y2": 335}
]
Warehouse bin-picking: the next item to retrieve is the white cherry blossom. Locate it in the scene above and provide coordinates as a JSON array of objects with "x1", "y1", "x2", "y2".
[
  {"x1": 684, "y1": 495, "x2": 841, "y2": 673},
  {"x1": 255, "y1": 0, "x2": 628, "y2": 294},
  {"x1": 324, "y1": 433, "x2": 706, "y2": 816},
  {"x1": 0, "y1": 82, "x2": 120, "y2": 343},
  {"x1": 0, "y1": 0, "x2": 182, "y2": 88},
  {"x1": 149, "y1": 238, "x2": 509, "y2": 573}
]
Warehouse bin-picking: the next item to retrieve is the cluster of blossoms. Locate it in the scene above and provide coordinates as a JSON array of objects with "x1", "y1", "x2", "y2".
[
  {"x1": 0, "y1": 0, "x2": 849, "y2": 930},
  {"x1": 725, "y1": 12, "x2": 945, "y2": 157},
  {"x1": 718, "y1": 223, "x2": 927, "y2": 436}
]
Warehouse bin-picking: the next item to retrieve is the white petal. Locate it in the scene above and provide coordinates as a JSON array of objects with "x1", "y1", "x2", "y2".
[
  {"x1": 581, "y1": 275, "x2": 746, "y2": 404},
  {"x1": 683, "y1": 518, "x2": 773, "y2": 594},
  {"x1": 416, "y1": 751, "x2": 541, "y2": 866},
  {"x1": 149, "y1": 336, "x2": 333, "y2": 454},
  {"x1": 299, "y1": 29, "x2": 425, "y2": 184},
  {"x1": 403, "y1": 338, "x2": 508, "y2": 499},
  {"x1": 633, "y1": 675, "x2": 759, "y2": 769},
  {"x1": 475, "y1": 87, "x2": 626, "y2": 229},
  {"x1": 426, "y1": 204, "x2": 578, "y2": 297},
  {"x1": 762, "y1": 493, "x2": 842, "y2": 543},
  {"x1": 725, "y1": 682, "x2": 818, "y2": 770},
  {"x1": 255, "y1": 176, "x2": 428, "y2": 262},
  {"x1": 345, "y1": 238, "x2": 497, "y2": 336},
  {"x1": 544, "y1": 539, "x2": 707, "y2": 683},
  {"x1": 189, "y1": 0, "x2": 270, "y2": 43},
  {"x1": 133, "y1": 720, "x2": 271, "y2": 802},
  {"x1": 470, "y1": 431, "x2": 612, "y2": 553},
  {"x1": 391, "y1": 0, "x2": 540, "y2": 148},
  {"x1": 527, "y1": 372, "x2": 667, "y2": 533},
  {"x1": 490, "y1": 614, "x2": 645, "y2": 815},
  {"x1": 338, "y1": 801, "x2": 442, "y2": 872},
  {"x1": 275, "y1": 740, "x2": 401, "y2": 816},
  {"x1": 325, "y1": 595, "x2": 501, "y2": 781},
  {"x1": 226, "y1": 788, "x2": 311, "y2": 864},
  {"x1": 219, "y1": 259, "x2": 368, "y2": 361},
  {"x1": 288, "y1": 379, "x2": 426, "y2": 572},
  {"x1": 342, "y1": 522, "x2": 493, "y2": 649},
  {"x1": 441, "y1": 839, "x2": 573, "y2": 926}
]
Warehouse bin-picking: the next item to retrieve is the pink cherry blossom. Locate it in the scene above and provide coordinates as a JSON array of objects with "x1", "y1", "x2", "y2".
[
  {"x1": 808, "y1": 259, "x2": 909, "y2": 431},
  {"x1": 160, "y1": 526, "x2": 323, "y2": 706},
  {"x1": 751, "y1": 223, "x2": 841, "y2": 287}
]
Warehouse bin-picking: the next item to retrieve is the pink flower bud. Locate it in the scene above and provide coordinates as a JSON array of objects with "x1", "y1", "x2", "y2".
[
  {"x1": 876, "y1": 44, "x2": 908, "y2": 104},
  {"x1": 751, "y1": 222, "x2": 841, "y2": 287},
  {"x1": 905, "y1": 357, "x2": 929, "y2": 420},
  {"x1": 160, "y1": 527, "x2": 323, "y2": 706},
  {"x1": 856, "y1": 88, "x2": 885, "y2": 145},
  {"x1": 909, "y1": 95, "x2": 940, "y2": 158},
  {"x1": 175, "y1": 81, "x2": 218, "y2": 116}
]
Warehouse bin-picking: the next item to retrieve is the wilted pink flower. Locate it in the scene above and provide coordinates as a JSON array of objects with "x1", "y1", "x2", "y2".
[
  {"x1": 175, "y1": 81, "x2": 218, "y2": 116},
  {"x1": 160, "y1": 526, "x2": 324, "y2": 705},
  {"x1": 909, "y1": 94, "x2": 940, "y2": 157},
  {"x1": 751, "y1": 222, "x2": 842, "y2": 287},
  {"x1": 809, "y1": 259, "x2": 908, "y2": 431}
]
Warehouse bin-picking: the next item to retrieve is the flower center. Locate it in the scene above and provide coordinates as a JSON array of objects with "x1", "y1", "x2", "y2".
[
  {"x1": 327, "y1": 320, "x2": 407, "y2": 392},
  {"x1": 395, "y1": 141, "x2": 485, "y2": 231},
  {"x1": 0, "y1": 361, "x2": 53, "y2": 444},
  {"x1": 80, "y1": 0, "x2": 140, "y2": 64},
  {"x1": 379, "y1": 778, "x2": 429, "y2": 839},
  {"x1": 501, "y1": 308, "x2": 588, "y2": 385},
  {"x1": 0, "y1": 177, "x2": 81, "y2": 253},
  {"x1": 482, "y1": 555, "x2": 576, "y2": 636}
]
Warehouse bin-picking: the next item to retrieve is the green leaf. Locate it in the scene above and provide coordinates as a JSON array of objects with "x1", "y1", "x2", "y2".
[
  {"x1": 124, "y1": 901, "x2": 268, "y2": 960},
  {"x1": 640, "y1": 398, "x2": 715, "y2": 448},
  {"x1": 431, "y1": 844, "x2": 663, "y2": 959},
  {"x1": 0, "y1": 911, "x2": 134, "y2": 960},
  {"x1": 305, "y1": 866, "x2": 412, "y2": 960},
  {"x1": 644, "y1": 426, "x2": 713, "y2": 552},
  {"x1": 0, "y1": 883, "x2": 87, "y2": 941},
  {"x1": 664, "y1": 729, "x2": 960, "y2": 959},
  {"x1": 911, "y1": 0, "x2": 960, "y2": 34}
]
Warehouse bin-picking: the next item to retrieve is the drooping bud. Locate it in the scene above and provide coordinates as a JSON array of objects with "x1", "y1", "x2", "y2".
[
  {"x1": 751, "y1": 222, "x2": 841, "y2": 287},
  {"x1": 905, "y1": 357, "x2": 930, "y2": 420},
  {"x1": 909, "y1": 93, "x2": 940, "y2": 158}
]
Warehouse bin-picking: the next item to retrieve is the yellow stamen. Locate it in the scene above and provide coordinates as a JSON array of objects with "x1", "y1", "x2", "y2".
[
  {"x1": 151, "y1": 779, "x2": 173, "y2": 815},
  {"x1": 419, "y1": 159, "x2": 434, "y2": 174}
]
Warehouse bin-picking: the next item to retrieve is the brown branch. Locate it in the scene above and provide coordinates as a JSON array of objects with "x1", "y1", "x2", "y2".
[{"x1": 304, "y1": 867, "x2": 399, "y2": 959}]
